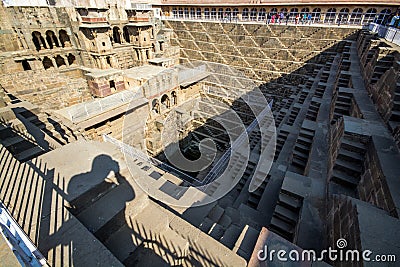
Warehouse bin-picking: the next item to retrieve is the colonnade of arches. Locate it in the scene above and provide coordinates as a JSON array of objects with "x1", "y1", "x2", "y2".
[
  {"x1": 41, "y1": 53, "x2": 76, "y2": 70},
  {"x1": 32, "y1": 29, "x2": 71, "y2": 51},
  {"x1": 169, "y1": 7, "x2": 393, "y2": 25},
  {"x1": 152, "y1": 91, "x2": 178, "y2": 114},
  {"x1": 110, "y1": 25, "x2": 158, "y2": 61}
]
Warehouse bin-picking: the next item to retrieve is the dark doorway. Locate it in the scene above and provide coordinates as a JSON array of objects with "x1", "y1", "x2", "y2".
[
  {"x1": 113, "y1": 27, "x2": 121, "y2": 44},
  {"x1": 109, "y1": 80, "x2": 115, "y2": 89},
  {"x1": 21, "y1": 60, "x2": 31, "y2": 71}
]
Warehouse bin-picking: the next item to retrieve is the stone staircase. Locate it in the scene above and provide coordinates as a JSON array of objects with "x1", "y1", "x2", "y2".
[
  {"x1": 197, "y1": 204, "x2": 260, "y2": 261},
  {"x1": 0, "y1": 106, "x2": 51, "y2": 162},
  {"x1": 331, "y1": 136, "x2": 367, "y2": 189},
  {"x1": 291, "y1": 126, "x2": 315, "y2": 174},
  {"x1": 0, "y1": 122, "x2": 45, "y2": 162},
  {"x1": 14, "y1": 106, "x2": 80, "y2": 145},
  {"x1": 0, "y1": 143, "x2": 124, "y2": 266},
  {"x1": 268, "y1": 189, "x2": 303, "y2": 242},
  {"x1": 389, "y1": 83, "x2": 400, "y2": 124}
]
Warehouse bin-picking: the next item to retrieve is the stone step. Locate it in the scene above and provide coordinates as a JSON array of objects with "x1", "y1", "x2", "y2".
[
  {"x1": 337, "y1": 148, "x2": 364, "y2": 162},
  {"x1": 103, "y1": 224, "x2": 141, "y2": 262},
  {"x1": 294, "y1": 142, "x2": 310, "y2": 153},
  {"x1": 340, "y1": 138, "x2": 366, "y2": 154},
  {"x1": 2, "y1": 135, "x2": 25, "y2": 147},
  {"x1": 293, "y1": 149, "x2": 309, "y2": 160},
  {"x1": 394, "y1": 92, "x2": 400, "y2": 101},
  {"x1": 219, "y1": 224, "x2": 242, "y2": 249},
  {"x1": 15, "y1": 146, "x2": 44, "y2": 162},
  {"x1": 274, "y1": 205, "x2": 298, "y2": 223},
  {"x1": 233, "y1": 225, "x2": 259, "y2": 260},
  {"x1": 199, "y1": 217, "x2": 214, "y2": 233},
  {"x1": 331, "y1": 169, "x2": 359, "y2": 187},
  {"x1": 207, "y1": 204, "x2": 225, "y2": 223},
  {"x1": 76, "y1": 180, "x2": 135, "y2": 234},
  {"x1": 299, "y1": 127, "x2": 315, "y2": 137},
  {"x1": 69, "y1": 178, "x2": 119, "y2": 215},
  {"x1": 391, "y1": 110, "x2": 400, "y2": 121},
  {"x1": 269, "y1": 216, "x2": 294, "y2": 236},
  {"x1": 392, "y1": 101, "x2": 400, "y2": 111},
  {"x1": 296, "y1": 135, "x2": 312, "y2": 145},
  {"x1": 218, "y1": 213, "x2": 232, "y2": 228},
  {"x1": 208, "y1": 223, "x2": 225, "y2": 240},
  {"x1": 334, "y1": 158, "x2": 362, "y2": 175},
  {"x1": 291, "y1": 157, "x2": 307, "y2": 168},
  {"x1": 278, "y1": 192, "x2": 302, "y2": 210},
  {"x1": 0, "y1": 123, "x2": 10, "y2": 133}
]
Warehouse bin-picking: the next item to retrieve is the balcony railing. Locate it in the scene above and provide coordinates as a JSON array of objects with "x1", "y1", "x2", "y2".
[
  {"x1": 131, "y1": 3, "x2": 152, "y2": 10},
  {"x1": 128, "y1": 17, "x2": 150, "y2": 22},
  {"x1": 162, "y1": 12, "x2": 392, "y2": 28},
  {"x1": 368, "y1": 23, "x2": 400, "y2": 46},
  {"x1": 81, "y1": 16, "x2": 108, "y2": 23}
]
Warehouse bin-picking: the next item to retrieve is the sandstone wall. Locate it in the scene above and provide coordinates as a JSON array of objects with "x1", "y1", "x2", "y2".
[
  {"x1": 166, "y1": 20, "x2": 358, "y2": 82},
  {"x1": 0, "y1": 69, "x2": 91, "y2": 110}
]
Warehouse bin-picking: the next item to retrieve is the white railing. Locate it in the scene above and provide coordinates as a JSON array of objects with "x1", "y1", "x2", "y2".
[
  {"x1": 66, "y1": 89, "x2": 139, "y2": 123},
  {"x1": 130, "y1": 3, "x2": 152, "y2": 10},
  {"x1": 0, "y1": 201, "x2": 47, "y2": 267},
  {"x1": 102, "y1": 134, "x2": 203, "y2": 185},
  {"x1": 368, "y1": 23, "x2": 400, "y2": 46},
  {"x1": 162, "y1": 12, "x2": 386, "y2": 27},
  {"x1": 178, "y1": 65, "x2": 207, "y2": 84}
]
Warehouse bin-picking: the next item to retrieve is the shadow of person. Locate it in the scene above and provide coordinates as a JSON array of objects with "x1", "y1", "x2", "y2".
[
  {"x1": 37, "y1": 154, "x2": 136, "y2": 266},
  {"x1": 67, "y1": 154, "x2": 134, "y2": 208}
]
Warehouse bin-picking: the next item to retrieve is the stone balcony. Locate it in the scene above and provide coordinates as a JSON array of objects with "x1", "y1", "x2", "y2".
[
  {"x1": 81, "y1": 16, "x2": 108, "y2": 23},
  {"x1": 128, "y1": 16, "x2": 150, "y2": 22}
]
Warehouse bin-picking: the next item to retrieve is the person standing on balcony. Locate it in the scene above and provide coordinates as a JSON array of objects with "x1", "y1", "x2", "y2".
[
  {"x1": 389, "y1": 14, "x2": 399, "y2": 27},
  {"x1": 271, "y1": 13, "x2": 276, "y2": 24},
  {"x1": 286, "y1": 13, "x2": 290, "y2": 25},
  {"x1": 279, "y1": 12, "x2": 284, "y2": 25},
  {"x1": 295, "y1": 14, "x2": 300, "y2": 24},
  {"x1": 266, "y1": 13, "x2": 271, "y2": 24},
  {"x1": 302, "y1": 13, "x2": 307, "y2": 24},
  {"x1": 308, "y1": 13, "x2": 312, "y2": 24},
  {"x1": 338, "y1": 14, "x2": 343, "y2": 26}
]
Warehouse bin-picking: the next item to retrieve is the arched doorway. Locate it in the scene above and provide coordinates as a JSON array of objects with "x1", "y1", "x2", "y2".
[
  {"x1": 42, "y1": 56, "x2": 53, "y2": 70},
  {"x1": 55, "y1": 55, "x2": 66, "y2": 68},
  {"x1": 350, "y1": 8, "x2": 363, "y2": 25},
  {"x1": 152, "y1": 99, "x2": 160, "y2": 114},
  {"x1": 67, "y1": 53, "x2": 76, "y2": 65},
  {"x1": 312, "y1": 8, "x2": 321, "y2": 23},
  {"x1": 364, "y1": 8, "x2": 377, "y2": 25},
  {"x1": 32, "y1": 31, "x2": 46, "y2": 51},
  {"x1": 21, "y1": 60, "x2": 31, "y2": 71},
  {"x1": 376, "y1": 9, "x2": 391, "y2": 25},
  {"x1": 113, "y1": 27, "x2": 121, "y2": 44},
  {"x1": 204, "y1": 8, "x2": 210, "y2": 19},
  {"x1": 123, "y1": 26, "x2": 130, "y2": 43},
  {"x1": 258, "y1": 8, "x2": 266, "y2": 21},
  {"x1": 171, "y1": 91, "x2": 177, "y2": 106},
  {"x1": 325, "y1": 8, "x2": 337, "y2": 24},
  {"x1": 242, "y1": 8, "x2": 249, "y2": 20},
  {"x1": 161, "y1": 94, "x2": 170, "y2": 110},
  {"x1": 339, "y1": 8, "x2": 350, "y2": 24},
  {"x1": 59, "y1": 30, "x2": 70, "y2": 47},
  {"x1": 250, "y1": 8, "x2": 257, "y2": 21}
]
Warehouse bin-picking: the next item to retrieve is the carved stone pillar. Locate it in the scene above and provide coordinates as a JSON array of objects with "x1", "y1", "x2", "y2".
[
  {"x1": 140, "y1": 49, "x2": 147, "y2": 61},
  {"x1": 62, "y1": 55, "x2": 69, "y2": 67},
  {"x1": 50, "y1": 57, "x2": 57, "y2": 68}
]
